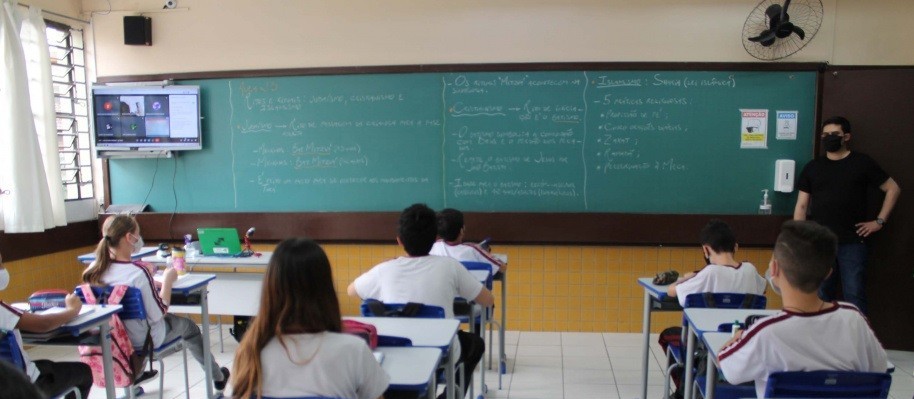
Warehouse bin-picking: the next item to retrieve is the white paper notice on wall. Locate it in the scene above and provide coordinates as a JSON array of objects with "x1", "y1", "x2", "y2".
[
  {"x1": 740, "y1": 109, "x2": 768, "y2": 149},
  {"x1": 776, "y1": 110, "x2": 798, "y2": 140}
]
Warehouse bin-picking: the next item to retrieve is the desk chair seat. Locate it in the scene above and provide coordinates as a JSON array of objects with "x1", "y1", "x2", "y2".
[
  {"x1": 76, "y1": 286, "x2": 190, "y2": 399},
  {"x1": 664, "y1": 292, "x2": 767, "y2": 399},
  {"x1": 694, "y1": 375, "x2": 755, "y2": 399},
  {"x1": 764, "y1": 370, "x2": 892, "y2": 398},
  {"x1": 1, "y1": 330, "x2": 83, "y2": 399}
]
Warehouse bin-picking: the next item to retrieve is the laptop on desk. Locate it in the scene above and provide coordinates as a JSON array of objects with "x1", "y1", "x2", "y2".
[{"x1": 197, "y1": 228, "x2": 243, "y2": 256}]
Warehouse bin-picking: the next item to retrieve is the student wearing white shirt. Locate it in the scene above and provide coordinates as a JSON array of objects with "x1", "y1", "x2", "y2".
[
  {"x1": 232, "y1": 237, "x2": 389, "y2": 399},
  {"x1": 430, "y1": 208, "x2": 506, "y2": 274},
  {"x1": 0, "y1": 250, "x2": 93, "y2": 399},
  {"x1": 349, "y1": 203, "x2": 495, "y2": 399},
  {"x1": 81, "y1": 215, "x2": 229, "y2": 392},
  {"x1": 718, "y1": 221, "x2": 888, "y2": 398},
  {"x1": 667, "y1": 219, "x2": 767, "y2": 307}
]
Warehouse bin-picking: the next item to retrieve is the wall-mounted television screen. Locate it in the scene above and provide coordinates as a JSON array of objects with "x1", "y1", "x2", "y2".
[{"x1": 92, "y1": 85, "x2": 202, "y2": 153}]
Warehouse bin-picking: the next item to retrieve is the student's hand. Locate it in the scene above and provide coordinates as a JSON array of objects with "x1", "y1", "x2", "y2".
[
  {"x1": 855, "y1": 221, "x2": 882, "y2": 237},
  {"x1": 162, "y1": 267, "x2": 178, "y2": 284},
  {"x1": 64, "y1": 294, "x2": 82, "y2": 312},
  {"x1": 722, "y1": 329, "x2": 744, "y2": 348}
]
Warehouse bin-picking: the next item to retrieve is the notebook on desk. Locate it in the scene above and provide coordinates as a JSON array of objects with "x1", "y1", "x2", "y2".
[{"x1": 197, "y1": 228, "x2": 242, "y2": 256}]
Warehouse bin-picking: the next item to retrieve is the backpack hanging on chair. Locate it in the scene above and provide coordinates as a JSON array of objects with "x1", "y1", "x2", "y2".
[{"x1": 77, "y1": 284, "x2": 154, "y2": 387}]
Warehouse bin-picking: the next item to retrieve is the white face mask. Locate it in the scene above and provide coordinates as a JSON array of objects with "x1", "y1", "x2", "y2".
[
  {"x1": 765, "y1": 267, "x2": 781, "y2": 296},
  {"x1": 0, "y1": 268, "x2": 9, "y2": 291},
  {"x1": 131, "y1": 234, "x2": 145, "y2": 254}
]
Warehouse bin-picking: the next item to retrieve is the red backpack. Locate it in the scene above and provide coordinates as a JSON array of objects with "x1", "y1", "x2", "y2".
[
  {"x1": 77, "y1": 284, "x2": 153, "y2": 387},
  {"x1": 342, "y1": 319, "x2": 378, "y2": 349}
]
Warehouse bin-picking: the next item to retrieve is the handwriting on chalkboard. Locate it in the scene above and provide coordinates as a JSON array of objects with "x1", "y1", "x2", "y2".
[{"x1": 108, "y1": 70, "x2": 803, "y2": 213}]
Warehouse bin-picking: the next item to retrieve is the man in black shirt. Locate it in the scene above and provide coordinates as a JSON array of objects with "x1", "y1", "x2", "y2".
[{"x1": 794, "y1": 116, "x2": 901, "y2": 314}]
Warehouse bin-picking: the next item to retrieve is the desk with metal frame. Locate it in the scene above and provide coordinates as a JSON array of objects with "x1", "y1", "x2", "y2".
[
  {"x1": 347, "y1": 317, "x2": 461, "y2": 399},
  {"x1": 378, "y1": 346, "x2": 443, "y2": 399},
  {"x1": 637, "y1": 277, "x2": 683, "y2": 399},
  {"x1": 157, "y1": 273, "x2": 218, "y2": 398},
  {"x1": 19, "y1": 304, "x2": 123, "y2": 399},
  {"x1": 681, "y1": 308, "x2": 778, "y2": 399}
]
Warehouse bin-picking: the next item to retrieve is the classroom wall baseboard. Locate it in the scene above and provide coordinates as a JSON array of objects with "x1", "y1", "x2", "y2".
[{"x1": 108, "y1": 213, "x2": 790, "y2": 246}]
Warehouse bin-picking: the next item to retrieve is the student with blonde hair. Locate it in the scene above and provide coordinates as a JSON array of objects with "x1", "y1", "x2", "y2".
[
  {"x1": 82, "y1": 215, "x2": 229, "y2": 392},
  {"x1": 232, "y1": 237, "x2": 389, "y2": 399}
]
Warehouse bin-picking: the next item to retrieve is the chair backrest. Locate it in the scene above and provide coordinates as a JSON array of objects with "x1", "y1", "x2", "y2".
[
  {"x1": 74, "y1": 285, "x2": 147, "y2": 320},
  {"x1": 683, "y1": 292, "x2": 767, "y2": 309},
  {"x1": 765, "y1": 371, "x2": 892, "y2": 398},
  {"x1": 0, "y1": 330, "x2": 26, "y2": 370},
  {"x1": 460, "y1": 261, "x2": 493, "y2": 289},
  {"x1": 359, "y1": 300, "x2": 446, "y2": 319}
]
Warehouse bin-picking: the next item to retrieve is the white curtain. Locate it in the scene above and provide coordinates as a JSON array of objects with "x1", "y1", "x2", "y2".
[
  {"x1": 21, "y1": 6, "x2": 66, "y2": 227},
  {"x1": 0, "y1": 1, "x2": 66, "y2": 232}
]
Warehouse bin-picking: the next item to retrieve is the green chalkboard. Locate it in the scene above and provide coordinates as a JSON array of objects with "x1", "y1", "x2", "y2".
[{"x1": 109, "y1": 69, "x2": 816, "y2": 214}]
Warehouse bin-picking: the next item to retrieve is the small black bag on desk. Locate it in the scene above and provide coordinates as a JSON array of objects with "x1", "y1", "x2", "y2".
[{"x1": 229, "y1": 316, "x2": 252, "y2": 343}]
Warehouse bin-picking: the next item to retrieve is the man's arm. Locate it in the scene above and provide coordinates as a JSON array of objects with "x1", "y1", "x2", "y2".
[
  {"x1": 347, "y1": 282, "x2": 360, "y2": 298},
  {"x1": 793, "y1": 190, "x2": 810, "y2": 221},
  {"x1": 856, "y1": 177, "x2": 901, "y2": 237},
  {"x1": 16, "y1": 294, "x2": 82, "y2": 333},
  {"x1": 473, "y1": 287, "x2": 495, "y2": 307},
  {"x1": 666, "y1": 272, "x2": 696, "y2": 297}
]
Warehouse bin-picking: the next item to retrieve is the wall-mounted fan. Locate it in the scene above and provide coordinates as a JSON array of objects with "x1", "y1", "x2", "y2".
[{"x1": 742, "y1": 0, "x2": 823, "y2": 61}]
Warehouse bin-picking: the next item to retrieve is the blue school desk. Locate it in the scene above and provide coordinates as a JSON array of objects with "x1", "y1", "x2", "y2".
[
  {"x1": 347, "y1": 316, "x2": 460, "y2": 399},
  {"x1": 18, "y1": 304, "x2": 124, "y2": 399},
  {"x1": 378, "y1": 346, "x2": 442, "y2": 398},
  {"x1": 682, "y1": 308, "x2": 778, "y2": 399},
  {"x1": 637, "y1": 277, "x2": 684, "y2": 399},
  {"x1": 77, "y1": 246, "x2": 158, "y2": 263}
]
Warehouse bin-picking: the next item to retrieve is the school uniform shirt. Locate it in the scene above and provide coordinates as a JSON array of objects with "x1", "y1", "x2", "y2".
[
  {"x1": 430, "y1": 240, "x2": 503, "y2": 274},
  {"x1": 674, "y1": 262, "x2": 767, "y2": 307},
  {"x1": 718, "y1": 302, "x2": 888, "y2": 398},
  {"x1": 259, "y1": 332, "x2": 389, "y2": 399},
  {"x1": 353, "y1": 255, "x2": 484, "y2": 319},
  {"x1": 99, "y1": 261, "x2": 169, "y2": 348},
  {"x1": 0, "y1": 302, "x2": 40, "y2": 381}
]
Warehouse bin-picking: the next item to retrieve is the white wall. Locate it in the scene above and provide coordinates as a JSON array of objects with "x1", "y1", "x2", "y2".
[{"x1": 79, "y1": 0, "x2": 913, "y2": 78}]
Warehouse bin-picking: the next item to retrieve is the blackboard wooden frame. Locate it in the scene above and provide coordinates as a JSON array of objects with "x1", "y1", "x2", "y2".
[{"x1": 97, "y1": 62, "x2": 823, "y2": 245}]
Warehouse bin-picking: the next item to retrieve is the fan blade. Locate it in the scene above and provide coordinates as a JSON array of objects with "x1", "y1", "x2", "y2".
[
  {"x1": 792, "y1": 25, "x2": 806, "y2": 40},
  {"x1": 776, "y1": 22, "x2": 795, "y2": 38},
  {"x1": 765, "y1": 4, "x2": 783, "y2": 28},
  {"x1": 748, "y1": 29, "x2": 777, "y2": 43}
]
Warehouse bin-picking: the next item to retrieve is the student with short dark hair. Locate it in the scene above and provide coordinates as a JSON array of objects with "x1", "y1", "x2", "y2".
[
  {"x1": 348, "y1": 203, "x2": 495, "y2": 399},
  {"x1": 232, "y1": 238, "x2": 388, "y2": 399},
  {"x1": 0, "y1": 250, "x2": 92, "y2": 399},
  {"x1": 430, "y1": 208, "x2": 506, "y2": 274},
  {"x1": 718, "y1": 221, "x2": 888, "y2": 398},
  {"x1": 81, "y1": 215, "x2": 229, "y2": 393},
  {"x1": 666, "y1": 219, "x2": 766, "y2": 306}
]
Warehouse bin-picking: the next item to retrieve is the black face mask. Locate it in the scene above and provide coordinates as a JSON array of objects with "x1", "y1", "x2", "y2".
[{"x1": 822, "y1": 134, "x2": 844, "y2": 152}]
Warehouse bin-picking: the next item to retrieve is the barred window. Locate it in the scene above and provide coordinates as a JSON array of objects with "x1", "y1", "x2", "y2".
[{"x1": 46, "y1": 21, "x2": 93, "y2": 200}]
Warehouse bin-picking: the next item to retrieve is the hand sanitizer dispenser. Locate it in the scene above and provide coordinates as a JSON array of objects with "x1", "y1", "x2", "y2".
[{"x1": 774, "y1": 159, "x2": 795, "y2": 193}]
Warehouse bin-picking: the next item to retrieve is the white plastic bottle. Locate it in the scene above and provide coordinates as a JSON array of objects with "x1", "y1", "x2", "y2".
[
  {"x1": 732, "y1": 319, "x2": 742, "y2": 337},
  {"x1": 759, "y1": 189, "x2": 772, "y2": 215}
]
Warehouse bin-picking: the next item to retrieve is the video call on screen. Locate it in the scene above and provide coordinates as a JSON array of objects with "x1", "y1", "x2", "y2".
[{"x1": 94, "y1": 95, "x2": 198, "y2": 143}]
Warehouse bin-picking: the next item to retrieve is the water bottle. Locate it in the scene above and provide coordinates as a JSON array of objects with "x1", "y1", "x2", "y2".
[{"x1": 759, "y1": 189, "x2": 772, "y2": 215}]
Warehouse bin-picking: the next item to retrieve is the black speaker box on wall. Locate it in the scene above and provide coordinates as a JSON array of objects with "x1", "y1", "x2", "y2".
[{"x1": 123, "y1": 16, "x2": 152, "y2": 46}]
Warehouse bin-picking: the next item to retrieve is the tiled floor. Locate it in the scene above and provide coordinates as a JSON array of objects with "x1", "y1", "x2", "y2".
[{"x1": 27, "y1": 326, "x2": 914, "y2": 399}]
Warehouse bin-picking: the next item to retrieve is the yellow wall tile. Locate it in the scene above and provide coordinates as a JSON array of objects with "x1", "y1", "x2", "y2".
[{"x1": 4, "y1": 243, "x2": 777, "y2": 333}]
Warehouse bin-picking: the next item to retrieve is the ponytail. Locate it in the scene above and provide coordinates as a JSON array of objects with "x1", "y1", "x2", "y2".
[{"x1": 83, "y1": 215, "x2": 138, "y2": 285}]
